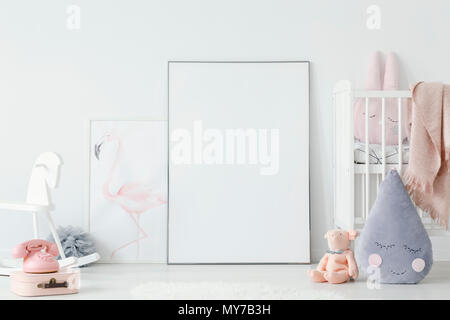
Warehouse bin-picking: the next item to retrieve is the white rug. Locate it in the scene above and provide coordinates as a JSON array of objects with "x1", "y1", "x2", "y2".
[{"x1": 131, "y1": 281, "x2": 346, "y2": 300}]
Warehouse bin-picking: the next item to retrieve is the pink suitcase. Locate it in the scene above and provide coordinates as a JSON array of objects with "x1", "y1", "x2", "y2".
[{"x1": 10, "y1": 268, "x2": 80, "y2": 297}]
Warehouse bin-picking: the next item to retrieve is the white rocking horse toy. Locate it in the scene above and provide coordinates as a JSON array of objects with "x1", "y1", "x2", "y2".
[{"x1": 0, "y1": 152, "x2": 100, "y2": 275}]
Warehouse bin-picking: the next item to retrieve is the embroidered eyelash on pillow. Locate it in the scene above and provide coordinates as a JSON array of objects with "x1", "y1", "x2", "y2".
[{"x1": 356, "y1": 169, "x2": 433, "y2": 284}]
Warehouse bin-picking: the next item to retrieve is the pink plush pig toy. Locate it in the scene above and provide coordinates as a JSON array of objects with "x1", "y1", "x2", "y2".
[{"x1": 308, "y1": 229, "x2": 359, "y2": 284}]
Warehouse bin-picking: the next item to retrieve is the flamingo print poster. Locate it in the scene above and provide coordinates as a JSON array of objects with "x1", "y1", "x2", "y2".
[{"x1": 89, "y1": 120, "x2": 168, "y2": 262}]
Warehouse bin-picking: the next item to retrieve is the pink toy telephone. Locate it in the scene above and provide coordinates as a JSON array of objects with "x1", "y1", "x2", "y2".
[{"x1": 12, "y1": 239, "x2": 59, "y2": 274}]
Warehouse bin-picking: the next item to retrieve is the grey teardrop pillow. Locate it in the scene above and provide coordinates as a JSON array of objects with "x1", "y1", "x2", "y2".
[{"x1": 356, "y1": 169, "x2": 433, "y2": 284}]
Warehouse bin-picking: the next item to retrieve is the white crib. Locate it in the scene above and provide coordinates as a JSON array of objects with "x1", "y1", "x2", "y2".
[{"x1": 333, "y1": 80, "x2": 446, "y2": 236}]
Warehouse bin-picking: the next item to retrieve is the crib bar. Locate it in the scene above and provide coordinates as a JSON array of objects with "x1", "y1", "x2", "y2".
[
  {"x1": 365, "y1": 97, "x2": 370, "y2": 217},
  {"x1": 354, "y1": 90, "x2": 411, "y2": 98},
  {"x1": 398, "y1": 98, "x2": 403, "y2": 173},
  {"x1": 376, "y1": 173, "x2": 380, "y2": 194},
  {"x1": 361, "y1": 174, "x2": 365, "y2": 219},
  {"x1": 381, "y1": 98, "x2": 386, "y2": 179}
]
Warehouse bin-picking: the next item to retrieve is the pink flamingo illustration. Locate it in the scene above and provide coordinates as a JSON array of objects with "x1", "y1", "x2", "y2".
[{"x1": 94, "y1": 133, "x2": 167, "y2": 259}]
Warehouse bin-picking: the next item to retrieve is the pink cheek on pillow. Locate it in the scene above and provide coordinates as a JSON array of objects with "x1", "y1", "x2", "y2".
[
  {"x1": 412, "y1": 258, "x2": 425, "y2": 272},
  {"x1": 369, "y1": 253, "x2": 382, "y2": 267}
]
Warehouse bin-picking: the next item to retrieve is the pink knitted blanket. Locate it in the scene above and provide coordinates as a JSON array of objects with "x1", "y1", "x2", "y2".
[{"x1": 405, "y1": 82, "x2": 450, "y2": 228}]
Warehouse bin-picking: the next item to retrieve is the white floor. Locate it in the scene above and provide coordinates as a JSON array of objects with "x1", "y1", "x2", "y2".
[{"x1": 1, "y1": 262, "x2": 450, "y2": 299}]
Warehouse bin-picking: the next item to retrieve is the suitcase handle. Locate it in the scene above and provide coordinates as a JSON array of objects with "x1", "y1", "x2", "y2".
[{"x1": 37, "y1": 278, "x2": 68, "y2": 289}]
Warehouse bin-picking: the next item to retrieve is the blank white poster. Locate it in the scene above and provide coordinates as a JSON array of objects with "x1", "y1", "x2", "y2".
[{"x1": 168, "y1": 61, "x2": 310, "y2": 263}]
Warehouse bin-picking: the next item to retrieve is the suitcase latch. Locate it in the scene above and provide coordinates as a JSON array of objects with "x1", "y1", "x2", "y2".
[{"x1": 37, "y1": 278, "x2": 68, "y2": 289}]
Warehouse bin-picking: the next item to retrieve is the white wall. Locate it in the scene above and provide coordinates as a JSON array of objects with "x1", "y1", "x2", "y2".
[{"x1": 1, "y1": 0, "x2": 450, "y2": 262}]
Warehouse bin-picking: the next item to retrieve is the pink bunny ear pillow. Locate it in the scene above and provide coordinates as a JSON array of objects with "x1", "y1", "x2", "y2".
[{"x1": 354, "y1": 52, "x2": 408, "y2": 145}]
